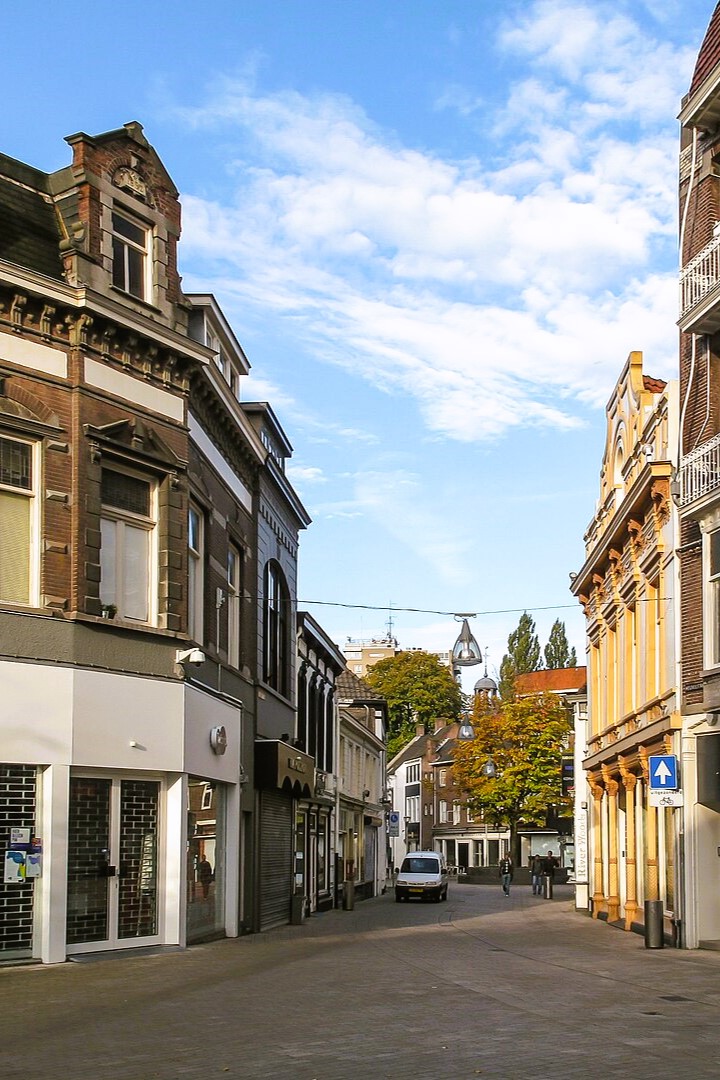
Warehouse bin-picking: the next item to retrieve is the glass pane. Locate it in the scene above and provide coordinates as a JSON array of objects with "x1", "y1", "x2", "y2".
[
  {"x1": 66, "y1": 778, "x2": 111, "y2": 945},
  {"x1": 188, "y1": 508, "x2": 200, "y2": 552},
  {"x1": 112, "y1": 237, "x2": 125, "y2": 290},
  {"x1": 187, "y1": 778, "x2": 225, "y2": 943},
  {"x1": 101, "y1": 471, "x2": 150, "y2": 517},
  {"x1": 127, "y1": 247, "x2": 145, "y2": 299},
  {"x1": 0, "y1": 437, "x2": 31, "y2": 489},
  {"x1": 99, "y1": 518, "x2": 117, "y2": 607},
  {"x1": 712, "y1": 531, "x2": 720, "y2": 577},
  {"x1": 112, "y1": 212, "x2": 145, "y2": 247},
  {"x1": 0, "y1": 491, "x2": 30, "y2": 603},
  {"x1": 123, "y1": 524, "x2": 149, "y2": 622},
  {"x1": 118, "y1": 781, "x2": 159, "y2": 939}
]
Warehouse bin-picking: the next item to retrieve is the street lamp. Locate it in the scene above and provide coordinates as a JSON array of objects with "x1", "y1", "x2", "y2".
[{"x1": 451, "y1": 617, "x2": 483, "y2": 667}]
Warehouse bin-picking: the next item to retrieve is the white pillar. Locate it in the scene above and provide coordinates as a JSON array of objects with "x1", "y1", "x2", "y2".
[
  {"x1": 36, "y1": 764, "x2": 70, "y2": 964},
  {"x1": 165, "y1": 773, "x2": 186, "y2": 947}
]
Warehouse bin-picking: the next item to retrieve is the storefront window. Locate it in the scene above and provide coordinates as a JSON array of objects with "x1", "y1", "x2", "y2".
[{"x1": 187, "y1": 778, "x2": 225, "y2": 943}]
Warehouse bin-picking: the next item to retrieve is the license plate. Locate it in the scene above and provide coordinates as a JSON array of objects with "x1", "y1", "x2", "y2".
[{"x1": 409, "y1": 887, "x2": 423, "y2": 893}]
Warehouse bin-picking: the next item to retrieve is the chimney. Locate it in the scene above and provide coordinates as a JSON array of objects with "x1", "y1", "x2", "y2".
[{"x1": 415, "y1": 721, "x2": 425, "y2": 737}]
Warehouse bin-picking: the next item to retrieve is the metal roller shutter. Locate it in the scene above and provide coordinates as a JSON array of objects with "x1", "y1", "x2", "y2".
[{"x1": 259, "y1": 790, "x2": 293, "y2": 930}]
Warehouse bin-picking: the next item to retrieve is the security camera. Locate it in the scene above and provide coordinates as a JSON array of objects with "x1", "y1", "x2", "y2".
[{"x1": 175, "y1": 648, "x2": 206, "y2": 666}]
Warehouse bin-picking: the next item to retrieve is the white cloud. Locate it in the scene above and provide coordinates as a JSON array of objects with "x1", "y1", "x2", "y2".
[{"x1": 176, "y1": 0, "x2": 693, "y2": 446}]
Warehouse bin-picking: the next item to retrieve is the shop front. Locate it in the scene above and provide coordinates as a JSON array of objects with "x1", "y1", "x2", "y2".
[{"x1": 255, "y1": 740, "x2": 314, "y2": 930}]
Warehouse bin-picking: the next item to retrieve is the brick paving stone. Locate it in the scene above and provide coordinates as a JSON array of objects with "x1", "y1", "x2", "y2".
[{"x1": 1, "y1": 885, "x2": 720, "y2": 1079}]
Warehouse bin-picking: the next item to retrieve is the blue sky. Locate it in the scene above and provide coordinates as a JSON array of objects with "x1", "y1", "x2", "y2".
[{"x1": 4, "y1": 0, "x2": 714, "y2": 688}]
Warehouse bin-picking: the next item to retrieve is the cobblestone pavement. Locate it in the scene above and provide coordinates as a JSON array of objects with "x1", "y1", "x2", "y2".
[{"x1": 2, "y1": 884, "x2": 720, "y2": 1080}]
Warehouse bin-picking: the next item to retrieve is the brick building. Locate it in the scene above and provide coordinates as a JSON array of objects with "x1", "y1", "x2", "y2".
[
  {"x1": 0, "y1": 122, "x2": 315, "y2": 960},
  {"x1": 676, "y1": 1, "x2": 720, "y2": 949},
  {"x1": 571, "y1": 351, "x2": 679, "y2": 938}
]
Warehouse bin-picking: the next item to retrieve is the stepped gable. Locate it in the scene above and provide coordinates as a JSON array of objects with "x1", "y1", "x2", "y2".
[{"x1": 690, "y1": 2, "x2": 720, "y2": 95}]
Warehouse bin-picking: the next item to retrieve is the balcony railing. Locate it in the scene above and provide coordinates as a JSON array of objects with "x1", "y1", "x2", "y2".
[
  {"x1": 679, "y1": 431, "x2": 720, "y2": 507},
  {"x1": 680, "y1": 233, "x2": 720, "y2": 331}
]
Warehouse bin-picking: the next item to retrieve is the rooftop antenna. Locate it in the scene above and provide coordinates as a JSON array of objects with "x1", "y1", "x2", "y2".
[{"x1": 386, "y1": 605, "x2": 396, "y2": 645}]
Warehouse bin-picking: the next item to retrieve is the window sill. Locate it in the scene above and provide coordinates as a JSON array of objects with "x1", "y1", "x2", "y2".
[
  {"x1": 109, "y1": 285, "x2": 162, "y2": 315},
  {"x1": 71, "y1": 612, "x2": 182, "y2": 638}
]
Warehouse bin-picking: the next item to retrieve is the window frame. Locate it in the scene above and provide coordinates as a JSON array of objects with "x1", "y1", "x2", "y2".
[
  {"x1": 227, "y1": 542, "x2": 242, "y2": 669},
  {"x1": 111, "y1": 206, "x2": 151, "y2": 301},
  {"x1": 707, "y1": 527, "x2": 720, "y2": 668},
  {"x1": 0, "y1": 433, "x2": 40, "y2": 607},
  {"x1": 263, "y1": 560, "x2": 290, "y2": 696},
  {"x1": 188, "y1": 503, "x2": 204, "y2": 644},
  {"x1": 100, "y1": 465, "x2": 158, "y2": 625}
]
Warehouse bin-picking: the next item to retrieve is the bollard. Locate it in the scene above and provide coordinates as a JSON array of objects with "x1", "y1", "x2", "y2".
[
  {"x1": 543, "y1": 875, "x2": 553, "y2": 900},
  {"x1": 644, "y1": 899, "x2": 664, "y2": 949},
  {"x1": 342, "y1": 880, "x2": 355, "y2": 911},
  {"x1": 290, "y1": 892, "x2": 305, "y2": 925}
]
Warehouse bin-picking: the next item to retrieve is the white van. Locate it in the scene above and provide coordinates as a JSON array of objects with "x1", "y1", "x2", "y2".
[{"x1": 395, "y1": 851, "x2": 448, "y2": 903}]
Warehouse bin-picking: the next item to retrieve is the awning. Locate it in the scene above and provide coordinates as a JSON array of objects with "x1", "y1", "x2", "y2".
[{"x1": 255, "y1": 740, "x2": 314, "y2": 798}]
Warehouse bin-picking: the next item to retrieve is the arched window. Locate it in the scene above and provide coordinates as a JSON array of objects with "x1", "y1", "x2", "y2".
[{"x1": 263, "y1": 561, "x2": 290, "y2": 696}]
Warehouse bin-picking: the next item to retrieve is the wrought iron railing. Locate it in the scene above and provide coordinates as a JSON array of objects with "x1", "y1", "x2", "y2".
[
  {"x1": 680, "y1": 233, "x2": 720, "y2": 321},
  {"x1": 679, "y1": 431, "x2": 720, "y2": 506}
]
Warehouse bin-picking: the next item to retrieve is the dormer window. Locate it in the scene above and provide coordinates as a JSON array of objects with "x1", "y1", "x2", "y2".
[{"x1": 112, "y1": 208, "x2": 150, "y2": 300}]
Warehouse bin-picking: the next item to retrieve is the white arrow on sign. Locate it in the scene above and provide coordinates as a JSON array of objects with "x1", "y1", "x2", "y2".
[{"x1": 653, "y1": 760, "x2": 673, "y2": 786}]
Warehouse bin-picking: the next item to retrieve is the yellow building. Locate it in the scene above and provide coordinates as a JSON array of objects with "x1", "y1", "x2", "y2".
[{"x1": 571, "y1": 352, "x2": 680, "y2": 939}]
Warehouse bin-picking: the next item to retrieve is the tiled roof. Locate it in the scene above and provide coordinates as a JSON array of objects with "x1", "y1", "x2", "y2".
[
  {"x1": 690, "y1": 2, "x2": 720, "y2": 96},
  {"x1": 642, "y1": 375, "x2": 667, "y2": 394},
  {"x1": 336, "y1": 667, "x2": 385, "y2": 702},
  {"x1": 0, "y1": 154, "x2": 64, "y2": 281},
  {"x1": 515, "y1": 667, "x2": 587, "y2": 695}
]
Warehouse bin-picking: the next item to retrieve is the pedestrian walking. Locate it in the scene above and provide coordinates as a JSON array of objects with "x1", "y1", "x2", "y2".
[
  {"x1": 198, "y1": 855, "x2": 213, "y2": 899},
  {"x1": 530, "y1": 853, "x2": 543, "y2": 895},
  {"x1": 499, "y1": 854, "x2": 514, "y2": 896},
  {"x1": 542, "y1": 850, "x2": 559, "y2": 881}
]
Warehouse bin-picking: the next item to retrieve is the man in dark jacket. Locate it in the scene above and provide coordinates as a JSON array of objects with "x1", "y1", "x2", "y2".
[{"x1": 499, "y1": 854, "x2": 514, "y2": 896}]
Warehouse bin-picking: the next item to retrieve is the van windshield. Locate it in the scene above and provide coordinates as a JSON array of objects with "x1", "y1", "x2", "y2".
[{"x1": 401, "y1": 857, "x2": 439, "y2": 873}]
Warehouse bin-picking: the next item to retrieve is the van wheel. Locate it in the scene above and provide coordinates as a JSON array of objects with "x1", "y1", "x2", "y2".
[{"x1": 395, "y1": 892, "x2": 403, "y2": 903}]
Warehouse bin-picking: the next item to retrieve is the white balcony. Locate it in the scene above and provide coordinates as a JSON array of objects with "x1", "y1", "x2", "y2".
[
  {"x1": 678, "y1": 431, "x2": 720, "y2": 507},
  {"x1": 679, "y1": 234, "x2": 720, "y2": 334}
]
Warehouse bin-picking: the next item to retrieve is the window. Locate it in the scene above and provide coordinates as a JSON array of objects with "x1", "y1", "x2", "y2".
[
  {"x1": 453, "y1": 800, "x2": 461, "y2": 825},
  {"x1": 188, "y1": 505, "x2": 203, "y2": 643},
  {"x1": 200, "y1": 783, "x2": 213, "y2": 811},
  {"x1": 263, "y1": 561, "x2": 289, "y2": 695},
  {"x1": 405, "y1": 795, "x2": 419, "y2": 823},
  {"x1": 207, "y1": 331, "x2": 226, "y2": 376},
  {"x1": 112, "y1": 209, "x2": 150, "y2": 300},
  {"x1": 406, "y1": 763, "x2": 420, "y2": 784},
  {"x1": 438, "y1": 768, "x2": 447, "y2": 787},
  {"x1": 100, "y1": 468, "x2": 156, "y2": 623},
  {"x1": 227, "y1": 543, "x2": 242, "y2": 669},
  {"x1": 709, "y1": 530, "x2": 720, "y2": 667},
  {"x1": 0, "y1": 435, "x2": 37, "y2": 605},
  {"x1": 438, "y1": 800, "x2": 448, "y2": 824}
]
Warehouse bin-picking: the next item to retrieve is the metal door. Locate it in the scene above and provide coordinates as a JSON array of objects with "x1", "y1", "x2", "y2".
[{"x1": 66, "y1": 776, "x2": 161, "y2": 952}]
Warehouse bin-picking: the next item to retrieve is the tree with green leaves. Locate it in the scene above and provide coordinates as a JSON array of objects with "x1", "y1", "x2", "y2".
[
  {"x1": 365, "y1": 650, "x2": 464, "y2": 758},
  {"x1": 452, "y1": 692, "x2": 572, "y2": 863},
  {"x1": 498, "y1": 612, "x2": 542, "y2": 699},
  {"x1": 544, "y1": 618, "x2": 577, "y2": 669}
]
